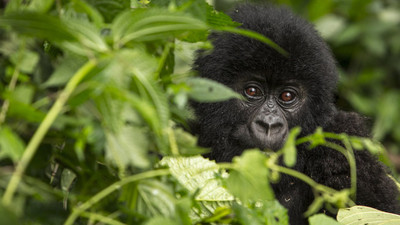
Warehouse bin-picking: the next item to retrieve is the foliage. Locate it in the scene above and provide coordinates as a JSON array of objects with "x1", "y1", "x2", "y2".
[
  {"x1": 0, "y1": 0, "x2": 398, "y2": 225},
  {"x1": 338, "y1": 205, "x2": 400, "y2": 225}
]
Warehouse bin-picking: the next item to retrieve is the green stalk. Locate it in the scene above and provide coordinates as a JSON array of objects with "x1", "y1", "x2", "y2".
[
  {"x1": 64, "y1": 169, "x2": 170, "y2": 225},
  {"x1": 0, "y1": 66, "x2": 19, "y2": 125},
  {"x1": 2, "y1": 60, "x2": 97, "y2": 206}
]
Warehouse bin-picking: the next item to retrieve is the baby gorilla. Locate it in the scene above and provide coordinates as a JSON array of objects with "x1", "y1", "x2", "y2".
[{"x1": 191, "y1": 3, "x2": 400, "y2": 225}]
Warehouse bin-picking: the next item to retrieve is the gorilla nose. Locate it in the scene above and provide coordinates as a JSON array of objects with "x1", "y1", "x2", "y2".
[{"x1": 255, "y1": 117, "x2": 284, "y2": 136}]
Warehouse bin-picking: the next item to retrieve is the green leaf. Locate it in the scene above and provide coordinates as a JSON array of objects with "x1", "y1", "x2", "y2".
[
  {"x1": 217, "y1": 27, "x2": 288, "y2": 57},
  {"x1": 337, "y1": 206, "x2": 400, "y2": 225},
  {"x1": 232, "y1": 200, "x2": 288, "y2": 225},
  {"x1": 28, "y1": 0, "x2": 55, "y2": 13},
  {"x1": 282, "y1": 127, "x2": 301, "y2": 167},
  {"x1": 226, "y1": 150, "x2": 274, "y2": 203},
  {"x1": 105, "y1": 124, "x2": 150, "y2": 170},
  {"x1": 65, "y1": 0, "x2": 104, "y2": 28},
  {"x1": 86, "y1": 0, "x2": 130, "y2": 23},
  {"x1": 134, "y1": 180, "x2": 176, "y2": 218},
  {"x1": 62, "y1": 19, "x2": 109, "y2": 54},
  {"x1": 160, "y1": 156, "x2": 233, "y2": 220},
  {"x1": 186, "y1": 77, "x2": 242, "y2": 102},
  {"x1": 309, "y1": 214, "x2": 340, "y2": 225},
  {"x1": 0, "y1": 203, "x2": 19, "y2": 225},
  {"x1": 160, "y1": 156, "x2": 233, "y2": 202},
  {"x1": 111, "y1": 8, "x2": 207, "y2": 46},
  {"x1": 205, "y1": 3, "x2": 238, "y2": 28},
  {"x1": 0, "y1": 126, "x2": 25, "y2": 162},
  {"x1": 174, "y1": 128, "x2": 208, "y2": 155},
  {"x1": 0, "y1": 12, "x2": 76, "y2": 42},
  {"x1": 145, "y1": 217, "x2": 176, "y2": 225},
  {"x1": 10, "y1": 50, "x2": 39, "y2": 74},
  {"x1": 61, "y1": 168, "x2": 77, "y2": 193},
  {"x1": 43, "y1": 54, "x2": 86, "y2": 87}
]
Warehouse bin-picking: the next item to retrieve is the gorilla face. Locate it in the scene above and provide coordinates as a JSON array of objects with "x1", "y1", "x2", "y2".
[{"x1": 230, "y1": 74, "x2": 307, "y2": 151}]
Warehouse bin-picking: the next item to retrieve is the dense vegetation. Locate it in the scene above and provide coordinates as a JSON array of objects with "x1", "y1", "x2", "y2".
[{"x1": 0, "y1": 0, "x2": 399, "y2": 224}]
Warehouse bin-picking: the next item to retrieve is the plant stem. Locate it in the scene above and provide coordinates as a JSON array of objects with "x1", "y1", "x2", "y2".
[
  {"x1": 0, "y1": 67, "x2": 20, "y2": 125},
  {"x1": 2, "y1": 60, "x2": 97, "y2": 206},
  {"x1": 269, "y1": 164, "x2": 337, "y2": 194},
  {"x1": 64, "y1": 169, "x2": 171, "y2": 225}
]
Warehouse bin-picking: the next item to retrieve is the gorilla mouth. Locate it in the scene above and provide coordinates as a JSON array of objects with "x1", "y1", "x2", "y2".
[{"x1": 231, "y1": 123, "x2": 288, "y2": 151}]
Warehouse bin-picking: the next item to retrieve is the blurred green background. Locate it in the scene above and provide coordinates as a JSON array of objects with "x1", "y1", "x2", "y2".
[{"x1": 213, "y1": 0, "x2": 400, "y2": 166}]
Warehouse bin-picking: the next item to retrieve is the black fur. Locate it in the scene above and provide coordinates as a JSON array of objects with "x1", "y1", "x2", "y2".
[{"x1": 191, "y1": 4, "x2": 400, "y2": 225}]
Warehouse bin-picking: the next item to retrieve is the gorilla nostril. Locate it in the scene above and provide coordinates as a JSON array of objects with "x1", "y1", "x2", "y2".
[
  {"x1": 267, "y1": 122, "x2": 283, "y2": 135},
  {"x1": 255, "y1": 120, "x2": 283, "y2": 134}
]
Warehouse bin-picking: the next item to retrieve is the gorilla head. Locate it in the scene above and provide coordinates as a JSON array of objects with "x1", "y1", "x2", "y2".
[{"x1": 192, "y1": 4, "x2": 338, "y2": 162}]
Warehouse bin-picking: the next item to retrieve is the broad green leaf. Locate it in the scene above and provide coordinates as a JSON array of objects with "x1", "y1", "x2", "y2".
[
  {"x1": 0, "y1": 126, "x2": 25, "y2": 162},
  {"x1": 160, "y1": 156, "x2": 233, "y2": 220},
  {"x1": 186, "y1": 77, "x2": 242, "y2": 102},
  {"x1": 226, "y1": 150, "x2": 274, "y2": 202},
  {"x1": 337, "y1": 206, "x2": 400, "y2": 225},
  {"x1": 134, "y1": 180, "x2": 176, "y2": 217},
  {"x1": 282, "y1": 127, "x2": 301, "y2": 167},
  {"x1": 309, "y1": 214, "x2": 340, "y2": 225}
]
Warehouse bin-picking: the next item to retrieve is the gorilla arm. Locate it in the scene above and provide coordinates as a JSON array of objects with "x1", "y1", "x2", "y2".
[{"x1": 304, "y1": 111, "x2": 400, "y2": 214}]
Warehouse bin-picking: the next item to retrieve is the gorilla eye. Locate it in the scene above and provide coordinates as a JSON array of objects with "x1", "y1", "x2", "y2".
[
  {"x1": 244, "y1": 86, "x2": 263, "y2": 98},
  {"x1": 280, "y1": 91, "x2": 296, "y2": 102}
]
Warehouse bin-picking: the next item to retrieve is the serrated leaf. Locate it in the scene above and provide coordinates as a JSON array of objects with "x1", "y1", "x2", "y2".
[
  {"x1": 160, "y1": 156, "x2": 233, "y2": 220},
  {"x1": 186, "y1": 77, "x2": 242, "y2": 102},
  {"x1": 105, "y1": 125, "x2": 150, "y2": 169},
  {"x1": 337, "y1": 206, "x2": 400, "y2": 225},
  {"x1": 160, "y1": 156, "x2": 233, "y2": 201}
]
